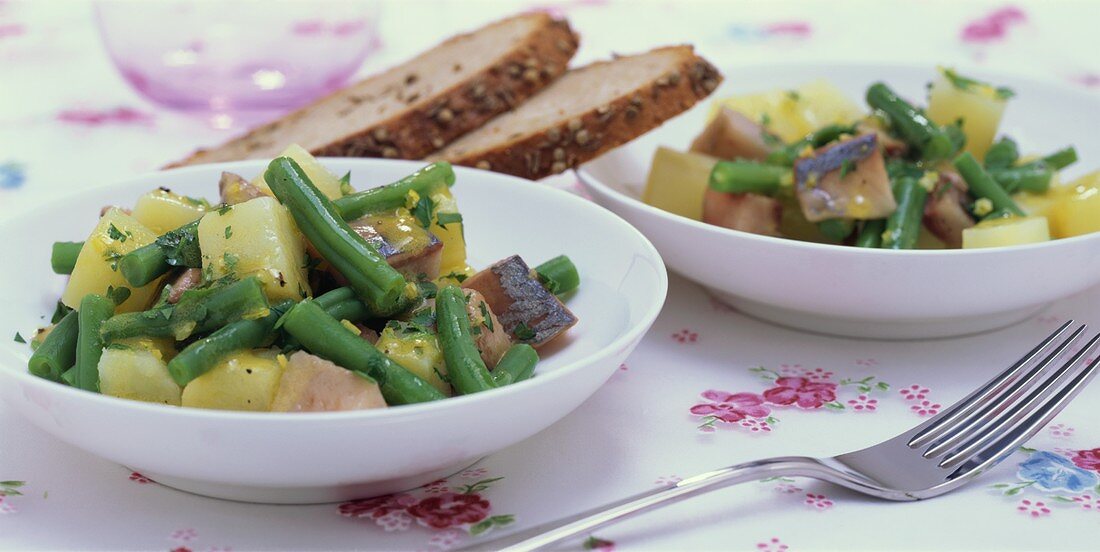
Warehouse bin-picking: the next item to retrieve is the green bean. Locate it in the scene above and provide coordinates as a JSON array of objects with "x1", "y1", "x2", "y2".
[
  {"x1": 708, "y1": 161, "x2": 789, "y2": 195},
  {"x1": 990, "y1": 165, "x2": 1053, "y2": 194},
  {"x1": 324, "y1": 299, "x2": 370, "y2": 323},
  {"x1": 765, "y1": 124, "x2": 855, "y2": 166},
  {"x1": 535, "y1": 255, "x2": 580, "y2": 295},
  {"x1": 100, "y1": 277, "x2": 270, "y2": 342},
  {"x1": 855, "y1": 219, "x2": 886, "y2": 248},
  {"x1": 265, "y1": 157, "x2": 407, "y2": 317},
  {"x1": 881, "y1": 177, "x2": 929, "y2": 250},
  {"x1": 51, "y1": 241, "x2": 83, "y2": 275},
  {"x1": 168, "y1": 300, "x2": 292, "y2": 386},
  {"x1": 490, "y1": 344, "x2": 539, "y2": 387},
  {"x1": 435, "y1": 285, "x2": 497, "y2": 395},
  {"x1": 943, "y1": 123, "x2": 967, "y2": 157},
  {"x1": 74, "y1": 294, "x2": 115, "y2": 392},
  {"x1": 281, "y1": 300, "x2": 445, "y2": 405},
  {"x1": 984, "y1": 137, "x2": 1019, "y2": 170},
  {"x1": 118, "y1": 220, "x2": 202, "y2": 287},
  {"x1": 1039, "y1": 147, "x2": 1078, "y2": 171},
  {"x1": 98, "y1": 306, "x2": 176, "y2": 341},
  {"x1": 866, "y1": 83, "x2": 953, "y2": 161},
  {"x1": 60, "y1": 366, "x2": 78, "y2": 387},
  {"x1": 954, "y1": 152, "x2": 1025, "y2": 217},
  {"x1": 817, "y1": 219, "x2": 856, "y2": 242},
  {"x1": 27, "y1": 310, "x2": 79, "y2": 382},
  {"x1": 313, "y1": 287, "x2": 356, "y2": 310},
  {"x1": 332, "y1": 162, "x2": 456, "y2": 221}
]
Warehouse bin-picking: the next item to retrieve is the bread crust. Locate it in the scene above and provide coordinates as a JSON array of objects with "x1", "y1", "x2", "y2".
[
  {"x1": 437, "y1": 46, "x2": 723, "y2": 180},
  {"x1": 169, "y1": 14, "x2": 578, "y2": 168}
]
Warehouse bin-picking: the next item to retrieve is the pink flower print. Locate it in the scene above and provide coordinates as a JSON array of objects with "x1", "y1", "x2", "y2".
[
  {"x1": 1069, "y1": 73, "x2": 1100, "y2": 88},
  {"x1": 762, "y1": 377, "x2": 838, "y2": 409},
  {"x1": 1072, "y1": 494, "x2": 1100, "y2": 512},
  {"x1": 375, "y1": 509, "x2": 414, "y2": 532},
  {"x1": 739, "y1": 417, "x2": 773, "y2": 432},
  {"x1": 961, "y1": 6, "x2": 1027, "y2": 43},
  {"x1": 1047, "y1": 423, "x2": 1075, "y2": 439},
  {"x1": 427, "y1": 529, "x2": 465, "y2": 550},
  {"x1": 804, "y1": 493, "x2": 833, "y2": 510},
  {"x1": 339, "y1": 493, "x2": 418, "y2": 519},
  {"x1": 899, "y1": 385, "x2": 930, "y2": 401},
  {"x1": 169, "y1": 529, "x2": 198, "y2": 543},
  {"x1": 774, "y1": 482, "x2": 802, "y2": 494},
  {"x1": 618, "y1": 363, "x2": 628, "y2": 372},
  {"x1": 765, "y1": 21, "x2": 811, "y2": 39},
  {"x1": 1017, "y1": 499, "x2": 1051, "y2": 518},
  {"x1": 129, "y1": 471, "x2": 152, "y2": 484},
  {"x1": 654, "y1": 475, "x2": 682, "y2": 486},
  {"x1": 0, "y1": 497, "x2": 16, "y2": 515},
  {"x1": 0, "y1": 23, "x2": 27, "y2": 39},
  {"x1": 407, "y1": 492, "x2": 491, "y2": 529},
  {"x1": 56, "y1": 107, "x2": 155, "y2": 127},
  {"x1": 423, "y1": 479, "x2": 450, "y2": 494},
  {"x1": 757, "y1": 537, "x2": 790, "y2": 552},
  {"x1": 460, "y1": 468, "x2": 488, "y2": 479},
  {"x1": 847, "y1": 395, "x2": 878, "y2": 412},
  {"x1": 691, "y1": 390, "x2": 771, "y2": 423},
  {"x1": 855, "y1": 358, "x2": 879, "y2": 367},
  {"x1": 1070, "y1": 448, "x2": 1100, "y2": 472},
  {"x1": 910, "y1": 400, "x2": 941, "y2": 417},
  {"x1": 671, "y1": 329, "x2": 698, "y2": 343}
]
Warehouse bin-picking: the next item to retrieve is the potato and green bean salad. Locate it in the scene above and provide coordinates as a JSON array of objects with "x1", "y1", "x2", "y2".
[
  {"x1": 29, "y1": 146, "x2": 580, "y2": 412},
  {"x1": 644, "y1": 68, "x2": 1100, "y2": 249}
]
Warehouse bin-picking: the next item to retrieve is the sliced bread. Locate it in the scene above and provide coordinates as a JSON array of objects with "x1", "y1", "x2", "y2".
[
  {"x1": 430, "y1": 45, "x2": 722, "y2": 179},
  {"x1": 169, "y1": 13, "x2": 579, "y2": 167}
]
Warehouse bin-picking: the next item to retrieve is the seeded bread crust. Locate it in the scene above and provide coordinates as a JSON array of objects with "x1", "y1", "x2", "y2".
[
  {"x1": 432, "y1": 46, "x2": 722, "y2": 180},
  {"x1": 169, "y1": 14, "x2": 579, "y2": 168}
]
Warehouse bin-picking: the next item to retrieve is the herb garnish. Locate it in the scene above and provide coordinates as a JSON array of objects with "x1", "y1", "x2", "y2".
[
  {"x1": 106, "y1": 285, "x2": 131, "y2": 305},
  {"x1": 50, "y1": 301, "x2": 71, "y2": 324},
  {"x1": 412, "y1": 194, "x2": 436, "y2": 228},
  {"x1": 941, "y1": 68, "x2": 1015, "y2": 100},
  {"x1": 479, "y1": 302, "x2": 494, "y2": 332},
  {"x1": 106, "y1": 223, "x2": 128, "y2": 242},
  {"x1": 13, "y1": 332, "x2": 26, "y2": 344},
  {"x1": 514, "y1": 322, "x2": 536, "y2": 341},
  {"x1": 216, "y1": 204, "x2": 233, "y2": 216},
  {"x1": 224, "y1": 226, "x2": 233, "y2": 239},
  {"x1": 436, "y1": 212, "x2": 463, "y2": 228}
]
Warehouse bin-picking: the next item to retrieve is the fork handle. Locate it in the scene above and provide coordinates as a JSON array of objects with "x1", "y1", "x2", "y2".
[{"x1": 466, "y1": 456, "x2": 823, "y2": 551}]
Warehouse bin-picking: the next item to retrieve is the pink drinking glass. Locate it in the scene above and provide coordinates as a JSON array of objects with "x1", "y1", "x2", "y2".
[{"x1": 93, "y1": 0, "x2": 381, "y2": 127}]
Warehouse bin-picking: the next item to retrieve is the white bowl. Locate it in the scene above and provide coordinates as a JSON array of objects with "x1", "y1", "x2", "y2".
[
  {"x1": 0, "y1": 159, "x2": 666, "y2": 503},
  {"x1": 579, "y1": 63, "x2": 1100, "y2": 339}
]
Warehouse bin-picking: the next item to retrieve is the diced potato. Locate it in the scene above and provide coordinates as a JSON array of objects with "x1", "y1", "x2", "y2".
[
  {"x1": 926, "y1": 69, "x2": 1007, "y2": 161},
  {"x1": 709, "y1": 80, "x2": 864, "y2": 143},
  {"x1": 181, "y1": 349, "x2": 283, "y2": 411},
  {"x1": 427, "y1": 186, "x2": 469, "y2": 276},
  {"x1": 62, "y1": 208, "x2": 161, "y2": 312},
  {"x1": 377, "y1": 322, "x2": 450, "y2": 395},
  {"x1": 642, "y1": 147, "x2": 717, "y2": 221},
  {"x1": 270, "y1": 352, "x2": 387, "y2": 412},
  {"x1": 253, "y1": 143, "x2": 344, "y2": 200},
  {"x1": 962, "y1": 216, "x2": 1050, "y2": 249},
  {"x1": 1048, "y1": 184, "x2": 1100, "y2": 239},
  {"x1": 131, "y1": 188, "x2": 208, "y2": 234},
  {"x1": 99, "y1": 345, "x2": 182, "y2": 406},
  {"x1": 197, "y1": 197, "x2": 309, "y2": 302}
]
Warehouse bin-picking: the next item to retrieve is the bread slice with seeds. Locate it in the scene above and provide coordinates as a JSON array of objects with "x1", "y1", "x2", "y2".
[
  {"x1": 169, "y1": 13, "x2": 578, "y2": 167},
  {"x1": 429, "y1": 45, "x2": 721, "y2": 179}
]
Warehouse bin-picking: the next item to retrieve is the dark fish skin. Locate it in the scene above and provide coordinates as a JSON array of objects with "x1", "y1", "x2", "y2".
[
  {"x1": 794, "y1": 133, "x2": 896, "y2": 222},
  {"x1": 463, "y1": 255, "x2": 577, "y2": 348},
  {"x1": 344, "y1": 217, "x2": 443, "y2": 280},
  {"x1": 795, "y1": 133, "x2": 878, "y2": 185}
]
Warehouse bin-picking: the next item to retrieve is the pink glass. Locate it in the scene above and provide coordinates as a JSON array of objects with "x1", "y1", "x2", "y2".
[{"x1": 93, "y1": 0, "x2": 381, "y2": 126}]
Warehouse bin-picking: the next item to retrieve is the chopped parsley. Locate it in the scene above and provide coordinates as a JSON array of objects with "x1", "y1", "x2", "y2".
[
  {"x1": 513, "y1": 321, "x2": 536, "y2": 341},
  {"x1": 156, "y1": 225, "x2": 203, "y2": 267},
  {"x1": 941, "y1": 68, "x2": 1015, "y2": 100},
  {"x1": 222, "y1": 252, "x2": 239, "y2": 273},
  {"x1": 839, "y1": 159, "x2": 854, "y2": 179},
  {"x1": 436, "y1": 212, "x2": 463, "y2": 228},
  {"x1": 216, "y1": 204, "x2": 233, "y2": 216},
  {"x1": 479, "y1": 302, "x2": 494, "y2": 332},
  {"x1": 411, "y1": 194, "x2": 436, "y2": 229},
  {"x1": 339, "y1": 171, "x2": 354, "y2": 196},
  {"x1": 106, "y1": 223, "x2": 128, "y2": 242},
  {"x1": 50, "y1": 301, "x2": 72, "y2": 324},
  {"x1": 13, "y1": 332, "x2": 26, "y2": 344},
  {"x1": 442, "y1": 271, "x2": 468, "y2": 283},
  {"x1": 224, "y1": 226, "x2": 233, "y2": 239},
  {"x1": 409, "y1": 307, "x2": 436, "y2": 328},
  {"x1": 759, "y1": 113, "x2": 772, "y2": 127},
  {"x1": 103, "y1": 250, "x2": 123, "y2": 272},
  {"x1": 786, "y1": 90, "x2": 801, "y2": 102},
  {"x1": 106, "y1": 285, "x2": 131, "y2": 305},
  {"x1": 180, "y1": 194, "x2": 210, "y2": 209},
  {"x1": 416, "y1": 280, "x2": 439, "y2": 300}
]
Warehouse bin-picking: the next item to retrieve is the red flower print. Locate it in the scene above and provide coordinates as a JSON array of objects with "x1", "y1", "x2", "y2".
[
  {"x1": 739, "y1": 417, "x2": 773, "y2": 432},
  {"x1": 407, "y1": 492, "x2": 491, "y2": 529},
  {"x1": 1017, "y1": 499, "x2": 1051, "y2": 518},
  {"x1": 691, "y1": 390, "x2": 771, "y2": 422},
  {"x1": 804, "y1": 493, "x2": 833, "y2": 510},
  {"x1": 1070, "y1": 448, "x2": 1100, "y2": 472},
  {"x1": 847, "y1": 395, "x2": 878, "y2": 412},
  {"x1": 169, "y1": 528, "x2": 197, "y2": 543},
  {"x1": 910, "y1": 400, "x2": 941, "y2": 417},
  {"x1": 423, "y1": 479, "x2": 450, "y2": 494},
  {"x1": 428, "y1": 529, "x2": 466, "y2": 549},
  {"x1": 129, "y1": 471, "x2": 152, "y2": 484},
  {"x1": 762, "y1": 377, "x2": 837, "y2": 409},
  {"x1": 0, "y1": 496, "x2": 16, "y2": 515},
  {"x1": 671, "y1": 329, "x2": 698, "y2": 343},
  {"x1": 773, "y1": 482, "x2": 802, "y2": 494},
  {"x1": 460, "y1": 468, "x2": 488, "y2": 479},
  {"x1": 339, "y1": 493, "x2": 417, "y2": 520},
  {"x1": 899, "y1": 384, "x2": 929, "y2": 401},
  {"x1": 1047, "y1": 423, "x2": 1075, "y2": 439},
  {"x1": 1072, "y1": 494, "x2": 1100, "y2": 512},
  {"x1": 756, "y1": 537, "x2": 790, "y2": 552},
  {"x1": 960, "y1": 6, "x2": 1026, "y2": 43}
]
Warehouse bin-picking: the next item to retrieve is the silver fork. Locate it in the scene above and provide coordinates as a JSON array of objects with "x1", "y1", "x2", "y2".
[{"x1": 469, "y1": 321, "x2": 1100, "y2": 551}]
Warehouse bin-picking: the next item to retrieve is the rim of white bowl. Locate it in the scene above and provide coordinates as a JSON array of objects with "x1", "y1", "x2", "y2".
[
  {"x1": 0, "y1": 159, "x2": 669, "y2": 422},
  {"x1": 576, "y1": 61, "x2": 1100, "y2": 258}
]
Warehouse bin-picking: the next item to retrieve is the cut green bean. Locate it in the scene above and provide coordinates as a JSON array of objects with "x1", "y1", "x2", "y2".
[
  {"x1": 817, "y1": 219, "x2": 856, "y2": 242},
  {"x1": 74, "y1": 294, "x2": 115, "y2": 392},
  {"x1": 984, "y1": 137, "x2": 1019, "y2": 170},
  {"x1": 168, "y1": 300, "x2": 292, "y2": 386},
  {"x1": 855, "y1": 219, "x2": 886, "y2": 248},
  {"x1": 324, "y1": 299, "x2": 370, "y2": 323},
  {"x1": 1039, "y1": 147, "x2": 1078, "y2": 171},
  {"x1": 100, "y1": 277, "x2": 270, "y2": 342},
  {"x1": 765, "y1": 124, "x2": 856, "y2": 166},
  {"x1": 281, "y1": 300, "x2": 445, "y2": 405},
  {"x1": 954, "y1": 152, "x2": 1025, "y2": 217},
  {"x1": 881, "y1": 177, "x2": 929, "y2": 250},
  {"x1": 990, "y1": 165, "x2": 1053, "y2": 194},
  {"x1": 27, "y1": 310, "x2": 79, "y2": 382},
  {"x1": 265, "y1": 157, "x2": 407, "y2": 317},
  {"x1": 535, "y1": 255, "x2": 580, "y2": 295},
  {"x1": 491, "y1": 344, "x2": 539, "y2": 387},
  {"x1": 51, "y1": 241, "x2": 83, "y2": 275},
  {"x1": 332, "y1": 162, "x2": 456, "y2": 221},
  {"x1": 866, "y1": 83, "x2": 953, "y2": 161},
  {"x1": 709, "y1": 161, "x2": 789, "y2": 195},
  {"x1": 313, "y1": 287, "x2": 356, "y2": 310},
  {"x1": 118, "y1": 219, "x2": 203, "y2": 287},
  {"x1": 435, "y1": 285, "x2": 497, "y2": 395}
]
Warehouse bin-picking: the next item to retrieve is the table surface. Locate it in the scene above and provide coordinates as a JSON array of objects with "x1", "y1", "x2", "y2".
[{"x1": 3, "y1": 1, "x2": 1100, "y2": 550}]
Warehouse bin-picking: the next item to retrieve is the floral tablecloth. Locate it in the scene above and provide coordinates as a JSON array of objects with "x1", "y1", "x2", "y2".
[{"x1": 3, "y1": 1, "x2": 1099, "y2": 550}]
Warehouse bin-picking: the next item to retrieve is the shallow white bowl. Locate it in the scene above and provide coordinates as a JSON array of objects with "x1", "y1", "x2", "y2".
[
  {"x1": 0, "y1": 159, "x2": 666, "y2": 503},
  {"x1": 579, "y1": 63, "x2": 1100, "y2": 339}
]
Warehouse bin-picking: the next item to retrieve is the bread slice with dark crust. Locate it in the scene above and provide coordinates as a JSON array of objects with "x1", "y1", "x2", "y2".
[
  {"x1": 169, "y1": 13, "x2": 578, "y2": 167},
  {"x1": 430, "y1": 45, "x2": 722, "y2": 179}
]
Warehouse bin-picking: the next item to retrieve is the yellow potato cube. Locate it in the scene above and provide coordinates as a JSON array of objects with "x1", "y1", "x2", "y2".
[
  {"x1": 253, "y1": 143, "x2": 345, "y2": 200},
  {"x1": 62, "y1": 208, "x2": 161, "y2": 312},
  {"x1": 710, "y1": 80, "x2": 864, "y2": 143},
  {"x1": 98, "y1": 345, "x2": 182, "y2": 406},
  {"x1": 427, "y1": 186, "x2": 468, "y2": 276},
  {"x1": 377, "y1": 324, "x2": 450, "y2": 395},
  {"x1": 131, "y1": 188, "x2": 208, "y2": 234},
  {"x1": 926, "y1": 69, "x2": 1007, "y2": 161},
  {"x1": 642, "y1": 147, "x2": 717, "y2": 221},
  {"x1": 197, "y1": 197, "x2": 309, "y2": 302},
  {"x1": 962, "y1": 216, "x2": 1050, "y2": 249},
  {"x1": 1048, "y1": 185, "x2": 1100, "y2": 239},
  {"x1": 181, "y1": 349, "x2": 284, "y2": 411}
]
